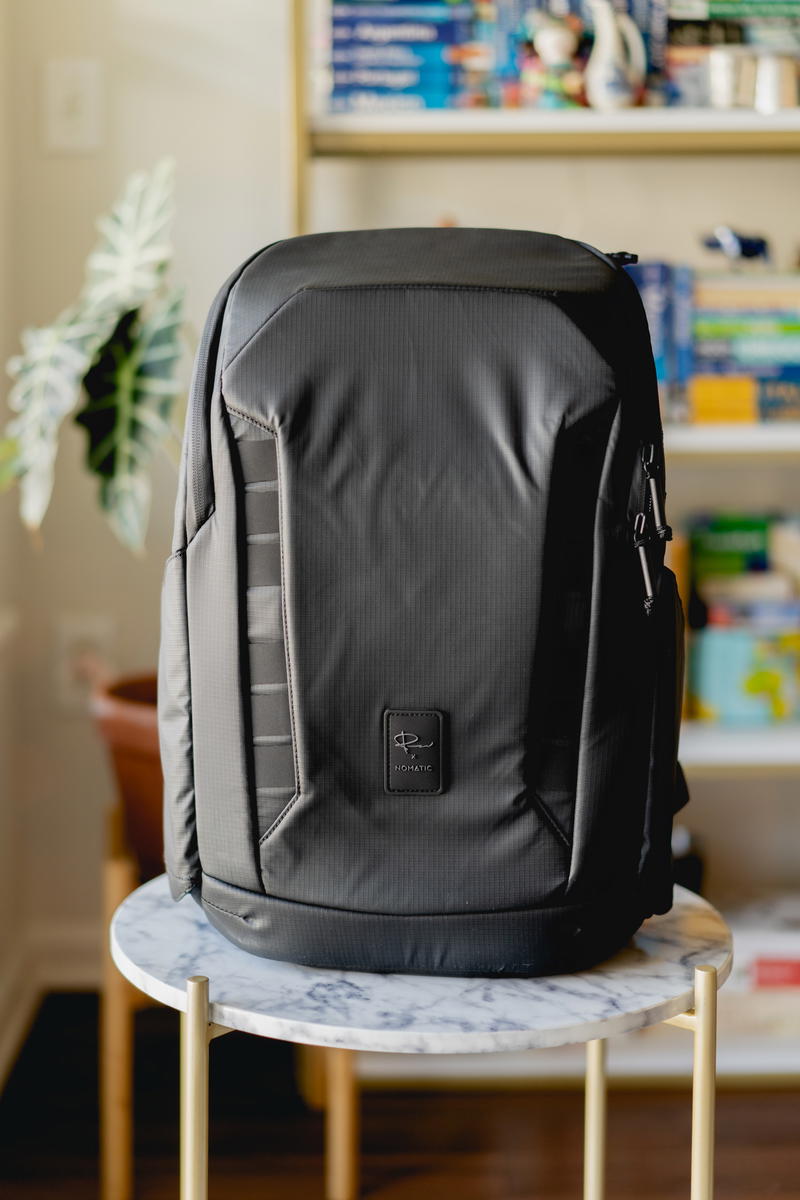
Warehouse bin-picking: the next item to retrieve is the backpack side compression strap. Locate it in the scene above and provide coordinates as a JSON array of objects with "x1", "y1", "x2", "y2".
[{"x1": 160, "y1": 249, "x2": 269, "y2": 899}]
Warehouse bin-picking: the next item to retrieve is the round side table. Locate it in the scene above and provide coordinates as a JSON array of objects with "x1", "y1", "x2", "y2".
[{"x1": 111, "y1": 878, "x2": 731, "y2": 1200}]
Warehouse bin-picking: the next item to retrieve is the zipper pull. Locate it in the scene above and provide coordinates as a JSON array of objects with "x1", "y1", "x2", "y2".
[
  {"x1": 608, "y1": 251, "x2": 638, "y2": 268},
  {"x1": 633, "y1": 511, "x2": 655, "y2": 616},
  {"x1": 641, "y1": 444, "x2": 673, "y2": 542}
]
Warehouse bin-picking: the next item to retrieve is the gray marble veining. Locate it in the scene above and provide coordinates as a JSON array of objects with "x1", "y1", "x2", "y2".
[{"x1": 111, "y1": 878, "x2": 731, "y2": 1054}]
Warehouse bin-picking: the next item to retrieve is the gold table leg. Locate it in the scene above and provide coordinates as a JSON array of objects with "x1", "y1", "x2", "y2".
[
  {"x1": 584, "y1": 1038, "x2": 607, "y2": 1200},
  {"x1": 100, "y1": 853, "x2": 139, "y2": 1200},
  {"x1": 181, "y1": 976, "x2": 210, "y2": 1200},
  {"x1": 691, "y1": 965, "x2": 718, "y2": 1200},
  {"x1": 325, "y1": 1047, "x2": 360, "y2": 1200}
]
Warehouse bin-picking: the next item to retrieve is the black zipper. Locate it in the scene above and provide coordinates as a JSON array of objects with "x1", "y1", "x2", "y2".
[{"x1": 633, "y1": 442, "x2": 672, "y2": 616}]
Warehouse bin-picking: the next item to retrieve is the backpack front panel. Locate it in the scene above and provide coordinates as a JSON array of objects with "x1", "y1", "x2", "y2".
[{"x1": 220, "y1": 285, "x2": 627, "y2": 915}]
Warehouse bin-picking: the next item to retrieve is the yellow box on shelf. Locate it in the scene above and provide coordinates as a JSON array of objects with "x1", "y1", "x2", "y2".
[{"x1": 688, "y1": 376, "x2": 758, "y2": 423}]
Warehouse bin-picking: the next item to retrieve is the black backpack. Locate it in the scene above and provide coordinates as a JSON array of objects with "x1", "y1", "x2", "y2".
[{"x1": 159, "y1": 228, "x2": 687, "y2": 976}]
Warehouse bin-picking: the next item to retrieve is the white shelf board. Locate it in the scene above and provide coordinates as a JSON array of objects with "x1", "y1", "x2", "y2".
[
  {"x1": 310, "y1": 107, "x2": 800, "y2": 155},
  {"x1": 313, "y1": 107, "x2": 800, "y2": 137},
  {"x1": 679, "y1": 722, "x2": 800, "y2": 771},
  {"x1": 357, "y1": 1032, "x2": 800, "y2": 1085},
  {"x1": 665, "y1": 423, "x2": 800, "y2": 457}
]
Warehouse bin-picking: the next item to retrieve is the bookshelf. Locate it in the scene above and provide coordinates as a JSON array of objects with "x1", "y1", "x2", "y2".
[
  {"x1": 289, "y1": 2, "x2": 800, "y2": 233},
  {"x1": 292, "y1": 0, "x2": 800, "y2": 1087}
]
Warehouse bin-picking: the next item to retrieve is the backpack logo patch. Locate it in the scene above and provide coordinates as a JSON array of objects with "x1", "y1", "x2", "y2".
[
  {"x1": 393, "y1": 731, "x2": 434, "y2": 756},
  {"x1": 385, "y1": 710, "x2": 444, "y2": 795}
]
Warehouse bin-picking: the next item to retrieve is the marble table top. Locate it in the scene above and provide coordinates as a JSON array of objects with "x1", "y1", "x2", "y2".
[{"x1": 111, "y1": 877, "x2": 731, "y2": 1055}]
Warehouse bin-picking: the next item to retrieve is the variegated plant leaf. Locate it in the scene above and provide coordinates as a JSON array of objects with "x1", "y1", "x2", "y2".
[
  {"x1": 74, "y1": 290, "x2": 184, "y2": 552},
  {"x1": 6, "y1": 305, "x2": 118, "y2": 529},
  {"x1": 3, "y1": 159, "x2": 178, "y2": 533},
  {"x1": 82, "y1": 158, "x2": 175, "y2": 314},
  {"x1": 100, "y1": 473, "x2": 152, "y2": 557}
]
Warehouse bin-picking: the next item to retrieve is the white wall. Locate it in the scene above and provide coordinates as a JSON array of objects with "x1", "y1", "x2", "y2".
[{"x1": 1, "y1": 1, "x2": 798, "y2": 996}]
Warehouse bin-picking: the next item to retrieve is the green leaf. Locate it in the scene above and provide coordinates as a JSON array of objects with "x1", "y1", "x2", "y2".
[{"x1": 75, "y1": 290, "x2": 184, "y2": 551}]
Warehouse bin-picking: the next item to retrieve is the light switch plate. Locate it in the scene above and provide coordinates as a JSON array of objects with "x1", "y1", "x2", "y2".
[{"x1": 43, "y1": 58, "x2": 104, "y2": 154}]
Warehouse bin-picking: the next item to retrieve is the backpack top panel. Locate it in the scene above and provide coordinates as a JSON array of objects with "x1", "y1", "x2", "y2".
[{"x1": 221, "y1": 228, "x2": 620, "y2": 375}]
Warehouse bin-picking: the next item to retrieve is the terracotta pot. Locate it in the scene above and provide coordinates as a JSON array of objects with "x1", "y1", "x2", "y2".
[{"x1": 91, "y1": 674, "x2": 163, "y2": 880}]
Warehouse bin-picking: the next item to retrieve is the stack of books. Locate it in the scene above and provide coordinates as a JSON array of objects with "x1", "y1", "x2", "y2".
[
  {"x1": 720, "y1": 892, "x2": 800, "y2": 1036},
  {"x1": 330, "y1": 2, "x2": 476, "y2": 112},
  {"x1": 325, "y1": 0, "x2": 800, "y2": 110},
  {"x1": 625, "y1": 262, "x2": 694, "y2": 416},
  {"x1": 689, "y1": 272, "x2": 800, "y2": 422},
  {"x1": 625, "y1": 263, "x2": 800, "y2": 423},
  {"x1": 687, "y1": 512, "x2": 800, "y2": 723}
]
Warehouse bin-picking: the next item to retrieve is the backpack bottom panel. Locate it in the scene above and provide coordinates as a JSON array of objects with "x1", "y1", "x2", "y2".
[{"x1": 194, "y1": 871, "x2": 650, "y2": 978}]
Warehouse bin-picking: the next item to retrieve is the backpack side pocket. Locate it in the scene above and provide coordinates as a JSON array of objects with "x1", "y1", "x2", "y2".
[
  {"x1": 639, "y1": 566, "x2": 686, "y2": 914},
  {"x1": 158, "y1": 549, "x2": 200, "y2": 898}
]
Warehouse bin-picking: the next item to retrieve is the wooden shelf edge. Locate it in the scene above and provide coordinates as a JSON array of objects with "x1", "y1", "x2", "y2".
[
  {"x1": 311, "y1": 127, "x2": 800, "y2": 157},
  {"x1": 309, "y1": 111, "x2": 800, "y2": 157}
]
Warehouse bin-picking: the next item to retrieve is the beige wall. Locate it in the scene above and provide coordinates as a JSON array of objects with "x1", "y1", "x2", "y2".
[
  {"x1": 3, "y1": 0, "x2": 288, "y2": 955},
  {"x1": 0, "y1": 0, "x2": 21, "y2": 985},
  {"x1": 1, "y1": 1, "x2": 798, "y2": 975},
  {"x1": 313, "y1": 154, "x2": 800, "y2": 270}
]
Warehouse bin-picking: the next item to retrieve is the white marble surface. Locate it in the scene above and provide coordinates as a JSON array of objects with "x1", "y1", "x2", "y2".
[{"x1": 111, "y1": 877, "x2": 731, "y2": 1055}]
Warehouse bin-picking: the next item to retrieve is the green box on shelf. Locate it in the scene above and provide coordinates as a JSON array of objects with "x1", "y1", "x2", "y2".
[{"x1": 690, "y1": 514, "x2": 772, "y2": 580}]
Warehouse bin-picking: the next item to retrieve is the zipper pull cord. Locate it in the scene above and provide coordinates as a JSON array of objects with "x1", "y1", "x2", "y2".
[
  {"x1": 641, "y1": 443, "x2": 673, "y2": 543},
  {"x1": 634, "y1": 511, "x2": 656, "y2": 616}
]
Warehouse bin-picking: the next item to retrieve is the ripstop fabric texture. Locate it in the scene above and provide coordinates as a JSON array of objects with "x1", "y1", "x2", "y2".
[{"x1": 158, "y1": 228, "x2": 687, "y2": 976}]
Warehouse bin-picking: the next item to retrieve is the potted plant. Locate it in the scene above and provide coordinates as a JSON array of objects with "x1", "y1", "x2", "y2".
[{"x1": 1, "y1": 159, "x2": 184, "y2": 879}]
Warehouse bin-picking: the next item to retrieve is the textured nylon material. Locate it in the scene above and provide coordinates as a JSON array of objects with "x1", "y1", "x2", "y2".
[
  {"x1": 160, "y1": 228, "x2": 680, "y2": 975},
  {"x1": 225, "y1": 285, "x2": 617, "y2": 915},
  {"x1": 223, "y1": 228, "x2": 617, "y2": 371},
  {"x1": 198, "y1": 870, "x2": 644, "y2": 977}
]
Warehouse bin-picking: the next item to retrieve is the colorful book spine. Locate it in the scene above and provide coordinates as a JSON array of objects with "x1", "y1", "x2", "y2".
[
  {"x1": 688, "y1": 273, "x2": 800, "y2": 422},
  {"x1": 690, "y1": 361, "x2": 800, "y2": 380},
  {"x1": 672, "y1": 265, "x2": 694, "y2": 389},
  {"x1": 694, "y1": 311, "x2": 800, "y2": 337},
  {"x1": 626, "y1": 262, "x2": 673, "y2": 385},
  {"x1": 694, "y1": 275, "x2": 800, "y2": 311},
  {"x1": 332, "y1": 20, "x2": 475, "y2": 45},
  {"x1": 627, "y1": 262, "x2": 697, "y2": 393},
  {"x1": 336, "y1": 0, "x2": 472, "y2": 4},
  {"x1": 333, "y1": 3, "x2": 473, "y2": 32},
  {"x1": 695, "y1": 336, "x2": 800, "y2": 367},
  {"x1": 333, "y1": 67, "x2": 467, "y2": 87},
  {"x1": 331, "y1": 2, "x2": 475, "y2": 109},
  {"x1": 333, "y1": 2, "x2": 473, "y2": 13},
  {"x1": 332, "y1": 43, "x2": 461, "y2": 65},
  {"x1": 329, "y1": 90, "x2": 462, "y2": 110}
]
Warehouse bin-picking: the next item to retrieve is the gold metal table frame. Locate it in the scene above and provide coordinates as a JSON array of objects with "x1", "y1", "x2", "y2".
[{"x1": 175, "y1": 962, "x2": 719, "y2": 1200}]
